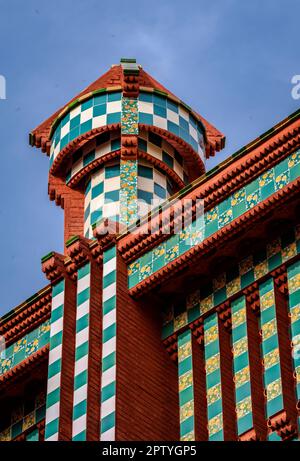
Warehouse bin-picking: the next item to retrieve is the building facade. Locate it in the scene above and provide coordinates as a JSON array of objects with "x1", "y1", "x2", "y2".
[{"x1": 0, "y1": 59, "x2": 300, "y2": 441}]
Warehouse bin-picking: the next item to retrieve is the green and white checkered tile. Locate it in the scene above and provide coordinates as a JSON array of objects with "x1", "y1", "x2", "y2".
[
  {"x1": 258, "y1": 278, "x2": 283, "y2": 419},
  {"x1": 138, "y1": 92, "x2": 205, "y2": 162},
  {"x1": 287, "y1": 261, "x2": 300, "y2": 402},
  {"x1": 65, "y1": 132, "x2": 121, "y2": 184},
  {"x1": 138, "y1": 130, "x2": 188, "y2": 183},
  {"x1": 50, "y1": 92, "x2": 122, "y2": 166},
  {"x1": 72, "y1": 263, "x2": 91, "y2": 441},
  {"x1": 44, "y1": 279, "x2": 65, "y2": 441},
  {"x1": 231, "y1": 296, "x2": 253, "y2": 436},
  {"x1": 84, "y1": 160, "x2": 172, "y2": 238},
  {"x1": 178, "y1": 329, "x2": 195, "y2": 441},
  {"x1": 100, "y1": 246, "x2": 117, "y2": 440}
]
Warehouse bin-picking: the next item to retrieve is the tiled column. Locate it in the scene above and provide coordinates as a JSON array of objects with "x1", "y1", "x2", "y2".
[
  {"x1": 287, "y1": 261, "x2": 300, "y2": 406},
  {"x1": 100, "y1": 245, "x2": 117, "y2": 440},
  {"x1": 72, "y1": 263, "x2": 91, "y2": 440},
  {"x1": 203, "y1": 312, "x2": 224, "y2": 441},
  {"x1": 44, "y1": 279, "x2": 65, "y2": 441},
  {"x1": 231, "y1": 296, "x2": 254, "y2": 436},
  {"x1": 177, "y1": 330, "x2": 195, "y2": 441}
]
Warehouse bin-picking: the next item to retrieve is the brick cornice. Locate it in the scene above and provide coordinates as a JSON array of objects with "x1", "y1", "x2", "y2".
[
  {"x1": 267, "y1": 410, "x2": 298, "y2": 441},
  {"x1": 129, "y1": 178, "x2": 300, "y2": 298},
  {"x1": 162, "y1": 333, "x2": 178, "y2": 362},
  {"x1": 118, "y1": 121, "x2": 300, "y2": 261},
  {"x1": 0, "y1": 345, "x2": 49, "y2": 391},
  {"x1": 66, "y1": 235, "x2": 101, "y2": 270},
  {"x1": 41, "y1": 251, "x2": 67, "y2": 283}
]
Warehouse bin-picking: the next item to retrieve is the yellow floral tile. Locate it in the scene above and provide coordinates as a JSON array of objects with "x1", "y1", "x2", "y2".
[
  {"x1": 0, "y1": 428, "x2": 11, "y2": 441},
  {"x1": 181, "y1": 430, "x2": 195, "y2": 441},
  {"x1": 207, "y1": 383, "x2": 222, "y2": 405},
  {"x1": 22, "y1": 412, "x2": 35, "y2": 431},
  {"x1": 290, "y1": 305, "x2": 300, "y2": 324},
  {"x1": 259, "y1": 170, "x2": 274, "y2": 187},
  {"x1": 206, "y1": 353, "x2": 220, "y2": 375},
  {"x1": 234, "y1": 366, "x2": 250, "y2": 388},
  {"x1": 204, "y1": 324, "x2": 219, "y2": 345},
  {"x1": 254, "y1": 260, "x2": 268, "y2": 280},
  {"x1": 267, "y1": 239, "x2": 281, "y2": 258},
  {"x1": 236, "y1": 396, "x2": 252, "y2": 418},
  {"x1": 200, "y1": 295, "x2": 213, "y2": 315},
  {"x1": 295, "y1": 366, "x2": 300, "y2": 384},
  {"x1": 288, "y1": 275, "x2": 300, "y2": 294},
  {"x1": 232, "y1": 307, "x2": 246, "y2": 328},
  {"x1": 263, "y1": 348, "x2": 280, "y2": 369},
  {"x1": 179, "y1": 370, "x2": 193, "y2": 392},
  {"x1": 180, "y1": 400, "x2": 194, "y2": 422},
  {"x1": 208, "y1": 413, "x2": 223, "y2": 435},
  {"x1": 266, "y1": 378, "x2": 282, "y2": 401},
  {"x1": 231, "y1": 189, "x2": 246, "y2": 206},
  {"x1": 282, "y1": 242, "x2": 297, "y2": 262},
  {"x1": 178, "y1": 340, "x2": 192, "y2": 360},
  {"x1": 260, "y1": 291, "x2": 275, "y2": 311},
  {"x1": 227, "y1": 278, "x2": 241, "y2": 297},
  {"x1": 232, "y1": 337, "x2": 248, "y2": 357},
  {"x1": 261, "y1": 319, "x2": 277, "y2": 340},
  {"x1": 174, "y1": 312, "x2": 188, "y2": 332}
]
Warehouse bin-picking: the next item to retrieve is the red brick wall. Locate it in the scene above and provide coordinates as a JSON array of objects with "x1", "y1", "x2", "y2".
[{"x1": 115, "y1": 253, "x2": 180, "y2": 441}]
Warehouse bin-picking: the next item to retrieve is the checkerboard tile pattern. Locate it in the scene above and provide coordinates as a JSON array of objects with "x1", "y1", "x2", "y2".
[
  {"x1": 162, "y1": 225, "x2": 300, "y2": 340},
  {"x1": 0, "y1": 320, "x2": 50, "y2": 376},
  {"x1": 44, "y1": 280, "x2": 65, "y2": 441},
  {"x1": 204, "y1": 313, "x2": 224, "y2": 441},
  {"x1": 287, "y1": 261, "x2": 300, "y2": 402},
  {"x1": 50, "y1": 92, "x2": 122, "y2": 166},
  {"x1": 138, "y1": 130, "x2": 188, "y2": 183},
  {"x1": 84, "y1": 160, "x2": 174, "y2": 238},
  {"x1": 231, "y1": 296, "x2": 253, "y2": 436},
  {"x1": 65, "y1": 132, "x2": 121, "y2": 184},
  {"x1": 138, "y1": 92, "x2": 205, "y2": 163},
  {"x1": 128, "y1": 150, "x2": 300, "y2": 290},
  {"x1": 177, "y1": 330, "x2": 195, "y2": 441},
  {"x1": 72, "y1": 263, "x2": 91, "y2": 441},
  {"x1": 259, "y1": 278, "x2": 283, "y2": 419},
  {"x1": 0, "y1": 392, "x2": 46, "y2": 441},
  {"x1": 100, "y1": 246, "x2": 117, "y2": 441}
]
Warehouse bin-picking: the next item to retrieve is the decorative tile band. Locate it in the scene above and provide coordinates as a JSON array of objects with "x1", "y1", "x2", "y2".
[
  {"x1": 50, "y1": 92, "x2": 122, "y2": 166},
  {"x1": 44, "y1": 279, "x2": 65, "y2": 441},
  {"x1": 0, "y1": 391, "x2": 46, "y2": 441},
  {"x1": 121, "y1": 98, "x2": 138, "y2": 134},
  {"x1": 120, "y1": 159, "x2": 138, "y2": 226},
  {"x1": 128, "y1": 150, "x2": 300, "y2": 290},
  {"x1": 203, "y1": 313, "x2": 224, "y2": 441},
  {"x1": 0, "y1": 320, "x2": 50, "y2": 376},
  {"x1": 138, "y1": 92, "x2": 205, "y2": 162},
  {"x1": 100, "y1": 246, "x2": 117, "y2": 441},
  {"x1": 72, "y1": 263, "x2": 91, "y2": 441},
  {"x1": 231, "y1": 296, "x2": 253, "y2": 435},
  {"x1": 287, "y1": 261, "x2": 300, "y2": 402},
  {"x1": 177, "y1": 330, "x2": 195, "y2": 441},
  {"x1": 258, "y1": 278, "x2": 283, "y2": 418},
  {"x1": 84, "y1": 160, "x2": 173, "y2": 238},
  {"x1": 162, "y1": 225, "x2": 300, "y2": 339}
]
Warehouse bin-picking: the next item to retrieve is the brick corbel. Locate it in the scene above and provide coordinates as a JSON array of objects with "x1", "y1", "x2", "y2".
[
  {"x1": 41, "y1": 252, "x2": 67, "y2": 283},
  {"x1": 162, "y1": 333, "x2": 178, "y2": 362},
  {"x1": 121, "y1": 135, "x2": 138, "y2": 160},
  {"x1": 243, "y1": 283, "x2": 260, "y2": 315},
  {"x1": 216, "y1": 300, "x2": 232, "y2": 331},
  {"x1": 267, "y1": 410, "x2": 298, "y2": 441},
  {"x1": 271, "y1": 265, "x2": 288, "y2": 295}
]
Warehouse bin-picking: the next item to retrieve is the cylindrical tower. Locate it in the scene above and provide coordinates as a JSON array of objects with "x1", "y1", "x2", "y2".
[{"x1": 30, "y1": 58, "x2": 225, "y2": 245}]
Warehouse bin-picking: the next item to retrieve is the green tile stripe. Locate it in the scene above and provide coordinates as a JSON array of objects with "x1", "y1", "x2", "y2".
[
  {"x1": 100, "y1": 246, "x2": 117, "y2": 441},
  {"x1": 203, "y1": 313, "x2": 224, "y2": 441},
  {"x1": 162, "y1": 225, "x2": 300, "y2": 340},
  {"x1": 0, "y1": 320, "x2": 50, "y2": 376},
  {"x1": 287, "y1": 261, "x2": 300, "y2": 402},
  {"x1": 44, "y1": 279, "x2": 65, "y2": 441},
  {"x1": 231, "y1": 296, "x2": 253, "y2": 435},
  {"x1": 258, "y1": 278, "x2": 283, "y2": 419},
  {"x1": 72, "y1": 263, "x2": 91, "y2": 441},
  {"x1": 128, "y1": 150, "x2": 300, "y2": 290},
  {"x1": 177, "y1": 330, "x2": 195, "y2": 441}
]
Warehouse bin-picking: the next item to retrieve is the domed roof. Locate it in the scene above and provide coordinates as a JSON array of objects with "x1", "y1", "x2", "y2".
[{"x1": 30, "y1": 59, "x2": 225, "y2": 157}]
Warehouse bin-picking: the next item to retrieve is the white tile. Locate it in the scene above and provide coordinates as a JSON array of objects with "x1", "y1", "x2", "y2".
[
  {"x1": 167, "y1": 109, "x2": 179, "y2": 125},
  {"x1": 103, "y1": 309, "x2": 116, "y2": 330},
  {"x1": 92, "y1": 115, "x2": 106, "y2": 129},
  {"x1": 80, "y1": 108, "x2": 93, "y2": 124},
  {"x1": 104, "y1": 176, "x2": 120, "y2": 192},
  {"x1": 101, "y1": 426, "x2": 115, "y2": 441},
  {"x1": 102, "y1": 366, "x2": 116, "y2": 388},
  {"x1": 101, "y1": 396, "x2": 116, "y2": 419},
  {"x1": 103, "y1": 257, "x2": 116, "y2": 276},
  {"x1": 48, "y1": 345, "x2": 62, "y2": 365},
  {"x1": 50, "y1": 317, "x2": 64, "y2": 337},
  {"x1": 47, "y1": 372, "x2": 61, "y2": 394},
  {"x1": 138, "y1": 101, "x2": 153, "y2": 114},
  {"x1": 107, "y1": 101, "x2": 121, "y2": 113},
  {"x1": 72, "y1": 414, "x2": 87, "y2": 436},
  {"x1": 153, "y1": 115, "x2": 167, "y2": 130},
  {"x1": 138, "y1": 177, "x2": 154, "y2": 193},
  {"x1": 45, "y1": 402, "x2": 60, "y2": 423},
  {"x1": 102, "y1": 337, "x2": 116, "y2": 359},
  {"x1": 60, "y1": 122, "x2": 70, "y2": 139},
  {"x1": 73, "y1": 384, "x2": 88, "y2": 406},
  {"x1": 74, "y1": 355, "x2": 89, "y2": 375},
  {"x1": 102, "y1": 283, "x2": 116, "y2": 303},
  {"x1": 78, "y1": 273, "x2": 90, "y2": 292},
  {"x1": 52, "y1": 291, "x2": 65, "y2": 311},
  {"x1": 179, "y1": 106, "x2": 189, "y2": 121},
  {"x1": 75, "y1": 327, "x2": 89, "y2": 349}
]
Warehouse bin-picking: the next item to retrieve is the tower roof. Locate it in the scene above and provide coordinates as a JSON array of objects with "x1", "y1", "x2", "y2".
[{"x1": 30, "y1": 61, "x2": 225, "y2": 156}]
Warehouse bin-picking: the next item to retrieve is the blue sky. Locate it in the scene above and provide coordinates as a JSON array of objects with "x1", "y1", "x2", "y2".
[{"x1": 0, "y1": 0, "x2": 299, "y2": 316}]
